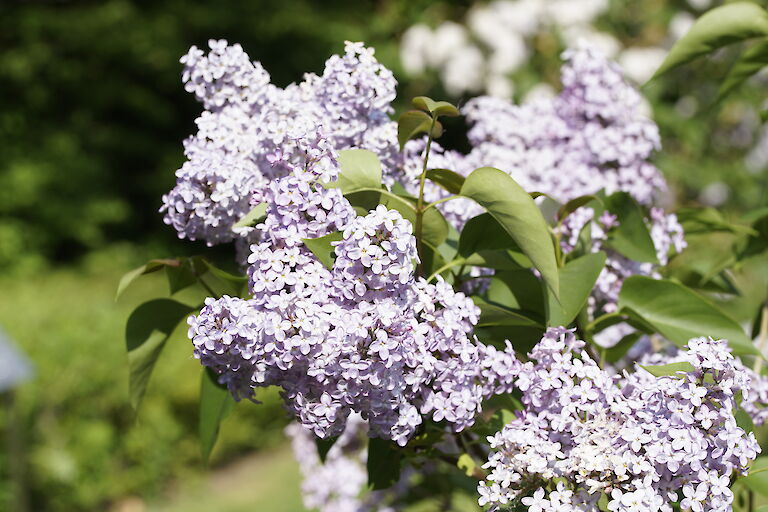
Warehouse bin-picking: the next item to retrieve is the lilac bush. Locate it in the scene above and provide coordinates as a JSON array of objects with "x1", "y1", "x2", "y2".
[{"x1": 122, "y1": 25, "x2": 768, "y2": 512}]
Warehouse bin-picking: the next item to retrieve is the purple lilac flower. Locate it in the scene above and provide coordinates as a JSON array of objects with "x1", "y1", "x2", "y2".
[
  {"x1": 464, "y1": 42, "x2": 665, "y2": 207},
  {"x1": 163, "y1": 40, "x2": 399, "y2": 246},
  {"x1": 478, "y1": 329, "x2": 760, "y2": 512},
  {"x1": 188, "y1": 149, "x2": 519, "y2": 446},
  {"x1": 286, "y1": 415, "x2": 401, "y2": 512}
]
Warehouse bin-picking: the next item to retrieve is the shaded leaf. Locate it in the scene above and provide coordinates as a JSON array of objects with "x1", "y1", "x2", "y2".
[
  {"x1": 460, "y1": 168, "x2": 559, "y2": 298},
  {"x1": 116, "y1": 259, "x2": 180, "y2": 300},
  {"x1": 618, "y1": 276, "x2": 758, "y2": 356},
  {"x1": 474, "y1": 299, "x2": 543, "y2": 328},
  {"x1": 741, "y1": 456, "x2": 768, "y2": 497},
  {"x1": 546, "y1": 252, "x2": 606, "y2": 327},
  {"x1": 126, "y1": 299, "x2": 196, "y2": 409},
  {"x1": 718, "y1": 39, "x2": 768, "y2": 101},
  {"x1": 199, "y1": 367, "x2": 235, "y2": 463},
  {"x1": 367, "y1": 438, "x2": 401, "y2": 490},
  {"x1": 652, "y1": 2, "x2": 768, "y2": 78},
  {"x1": 165, "y1": 260, "x2": 198, "y2": 295},
  {"x1": 425, "y1": 168, "x2": 465, "y2": 194},
  {"x1": 315, "y1": 436, "x2": 339, "y2": 464},
  {"x1": 605, "y1": 192, "x2": 658, "y2": 263},
  {"x1": 303, "y1": 232, "x2": 344, "y2": 269},
  {"x1": 397, "y1": 110, "x2": 442, "y2": 150}
]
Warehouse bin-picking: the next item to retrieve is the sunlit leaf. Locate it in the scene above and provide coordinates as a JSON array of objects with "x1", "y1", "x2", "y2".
[
  {"x1": 618, "y1": 276, "x2": 758, "y2": 356},
  {"x1": 652, "y1": 2, "x2": 768, "y2": 78},
  {"x1": 460, "y1": 168, "x2": 559, "y2": 298}
]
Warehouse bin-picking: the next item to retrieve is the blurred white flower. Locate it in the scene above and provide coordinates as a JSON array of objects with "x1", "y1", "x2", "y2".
[
  {"x1": 669, "y1": 12, "x2": 695, "y2": 42},
  {"x1": 545, "y1": 0, "x2": 609, "y2": 27},
  {"x1": 562, "y1": 28, "x2": 621, "y2": 58},
  {"x1": 430, "y1": 22, "x2": 470, "y2": 67},
  {"x1": 619, "y1": 47, "x2": 667, "y2": 83},
  {"x1": 486, "y1": 73, "x2": 515, "y2": 99},
  {"x1": 524, "y1": 82, "x2": 556, "y2": 102},
  {"x1": 687, "y1": 0, "x2": 713, "y2": 11},
  {"x1": 400, "y1": 24, "x2": 433, "y2": 74},
  {"x1": 699, "y1": 182, "x2": 730, "y2": 206},
  {"x1": 442, "y1": 45, "x2": 485, "y2": 95}
]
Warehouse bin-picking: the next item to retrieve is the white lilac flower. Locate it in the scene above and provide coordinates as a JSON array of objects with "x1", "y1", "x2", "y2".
[{"x1": 478, "y1": 328, "x2": 760, "y2": 512}]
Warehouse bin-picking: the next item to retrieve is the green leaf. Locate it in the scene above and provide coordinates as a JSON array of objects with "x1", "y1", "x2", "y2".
[
  {"x1": 303, "y1": 231, "x2": 344, "y2": 269},
  {"x1": 116, "y1": 259, "x2": 180, "y2": 300},
  {"x1": 464, "y1": 250, "x2": 529, "y2": 270},
  {"x1": 735, "y1": 407, "x2": 755, "y2": 433},
  {"x1": 640, "y1": 362, "x2": 696, "y2": 377},
  {"x1": 486, "y1": 270, "x2": 545, "y2": 316},
  {"x1": 315, "y1": 437, "x2": 338, "y2": 464},
  {"x1": 165, "y1": 260, "x2": 198, "y2": 295},
  {"x1": 383, "y1": 192, "x2": 449, "y2": 248},
  {"x1": 652, "y1": 2, "x2": 768, "y2": 78},
  {"x1": 425, "y1": 168, "x2": 465, "y2": 194},
  {"x1": 367, "y1": 438, "x2": 401, "y2": 490},
  {"x1": 330, "y1": 149, "x2": 382, "y2": 193},
  {"x1": 125, "y1": 299, "x2": 196, "y2": 409},
  {"x1": 460, "y1": 167, "x2": 559, "y2": 299},
  {"x1": 604, "y1": 331, "x2": 643, "y2": 364},
  {"x1": 199, "y1": 260, "x2": 247, "y2": 297},
  {"x1": 742, "y1": 456, "x2": 768, "y2": 497},
  {"x1": 718, "y1": 39, "x2": 768, "y2": 101},
  {"x1": 412, "y1": 96, "x2": 460, "y2": 117},
  {"x1": 605, "y1": 192, "x2": 658, "y2": 264},
  {"x1": 474, "y1": 299, "x2": 543, "y2": 328},
  {"x1": 397, "y1": 110, "x2": 442, "y2": 150},
  {"x1": 618, "y1": 276, "x2": 758, "y2": 356},
  {"x1": 233, "y1": 203, "x2": 267, "y2": 229},
  {"x1": 546, "y1": 252, "x2": 606, "y2": 327},
  {"x1": 556, "y1": 195, "x2": 601, "y2": 222},
  {"x1": 459, "y1": 213, "x2": 519, "y2": 256},
  {"x1": 199, "y1": 367, "x2": 235, "y2": 463},
  {"x1": 457, "y1": 453, "x2": 478, "y2": 477}
]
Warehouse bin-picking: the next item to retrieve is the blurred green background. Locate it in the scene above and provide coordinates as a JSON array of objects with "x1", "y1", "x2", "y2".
[{"x1": 0, "y1": 0, "x2": 766, "y2": 510}]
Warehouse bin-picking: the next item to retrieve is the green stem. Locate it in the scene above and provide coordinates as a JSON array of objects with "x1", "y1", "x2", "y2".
[
  {"x1": 753, "y1": 303, "x2": 768, "y2": 374},
  {"x1": 427, "y1": 258, "x2": 466, "y2": 283},
  {"x1": 584, "y1": 311, "x2": 625, "y2": 334},
  {"x1": 415, "y1": 116, "x2": 437, "y2": 278},
  {"x1": 424, "y1": 194, "x2": 459, "y2": 212}
]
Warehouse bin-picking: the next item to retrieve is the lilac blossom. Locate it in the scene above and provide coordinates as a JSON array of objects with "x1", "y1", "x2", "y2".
[
  {"x1": 163, "y1": 40, "x2": 398, "y2": 246},
  {"x1": 463, "y1": 43, "x2": 665, "y2": 207},
  {"x1": 478, "y1": 329, "x2": 760, "y2": 512},
  {"x1": 188, "y1": 149, "x2": 520, "y2": 446}
]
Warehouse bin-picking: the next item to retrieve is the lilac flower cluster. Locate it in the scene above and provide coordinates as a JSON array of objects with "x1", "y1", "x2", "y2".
[
  {"x1": 463, "y1": 43, "x2": 665, "y2": 207},
  {"x1": 286, "y1": 415, "x2": 400, "y2": 512},
  {"x1": 188, "y1": 150, "x2": 519, "y2": 446},
  {"x1": 558, "y1": 206, "x2": 686, "y2": 320},
  {"x1": 478, "y1": 328, "x2": 760, "y2": 512},
  {"x1": 162, "y1": 40, "x2": 398, "y2": 246}
]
